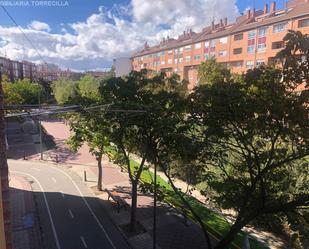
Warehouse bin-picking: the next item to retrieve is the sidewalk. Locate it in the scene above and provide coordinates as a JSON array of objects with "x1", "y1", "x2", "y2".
[{"x1": 9, "y1": 175, "x2": 42, "y2": 249}]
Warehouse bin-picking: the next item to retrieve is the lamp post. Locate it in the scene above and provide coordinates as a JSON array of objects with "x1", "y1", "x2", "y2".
[{"x1": 153, "y1": 161, "x2": 157, "y2": 249}]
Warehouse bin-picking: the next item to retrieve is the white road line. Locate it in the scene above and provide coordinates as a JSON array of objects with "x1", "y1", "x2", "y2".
[
  {"x1": 68, "y1": 209, "x2": 74, "y2": 219},
  {"x1": 11, "y1": 171, "x2": 61, "y2": 249},
  {"x1": 30, "y1": 168, "x2": 41, "y2": 172},
  {"x1": 50, "y1": 166, "x2": 117, "y2": 249},
  {"x1": 80, "y1": 236, "x2": 88, "y2": 248},
  {"x1": 51, "y1": 177, "x2": 57, "y2": 183}
]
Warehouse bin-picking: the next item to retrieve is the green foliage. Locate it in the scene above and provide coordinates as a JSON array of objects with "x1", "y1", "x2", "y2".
[
  {"x1": 3, "y1": 79, "x2": 45, "y2": 105},
  {"x1": 52, "y1": 78, "x2": 78, "y2": 104},
  {"x1": 277, "y1": 30, "x2": 309, "y2": 89},
  {"x1": 198, "y1": 57, "x2": 231, "y2": 85},
  {"x1": 190, "y1": 65, "x2": 309, "y2": 248},
  {"x1": 78, "y1": 74, "x2": 101, "y2": 101}
]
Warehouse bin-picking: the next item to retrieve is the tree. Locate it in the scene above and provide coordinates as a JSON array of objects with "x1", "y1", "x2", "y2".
[
  {"x1": 78, "y1": 74, "x2": 101, "y2": 100},
  {"x1": 3, "y1": 78, "x2": 45, "y2": 105},
  {"x1": 277, "y1": 30, "x2": 309, "y2": 89},
  {"x1": 198, "y1": 57, "x2": 231, "y2": 85},
  {"x1": 67, "y1": 112, "x2": 110, "y2": 191},
  {"x1": 52, "y1": 78, "x2": 78, "y2": 104},
  {"x1": 101, "y1": 70, "x2": 189, "y2": 232},
  {"x1": 190, "y1": 65, "x2": 309, "y2": 249}
]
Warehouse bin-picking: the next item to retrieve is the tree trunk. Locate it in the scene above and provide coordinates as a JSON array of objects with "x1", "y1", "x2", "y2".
[
  {"x1": 130, "y1": 180, "x2": 138, "y2": 232},
  {"x1": 214, "y1": 216, "x2": 252, "y2": 249},
  {"x1": 162, "y1": 168, "x2": 212, "y2": 249},
  {"x1": 97, "y1": 154, "x2": 103, "y2": 191}
]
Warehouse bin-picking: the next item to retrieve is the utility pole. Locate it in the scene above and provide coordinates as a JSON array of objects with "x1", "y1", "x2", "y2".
[
  {"x1": 0, "y1": 63, "x2": 10, "y2": 249},
  {"x1": 38, "y1": 89, "x2": 43, "y2": 160},
  {"x1": 153, "y1": 161, "x2": 157, "y2": 249}
]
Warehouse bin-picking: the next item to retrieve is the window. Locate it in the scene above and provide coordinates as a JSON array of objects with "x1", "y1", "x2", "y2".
[
  {"x1": 194, "y1": 55, "x2": 201, "y2": 60},
  {"x1": 247, "y1": 45, "x2": 255, "y2": 54},
  {"x1": 205, "y1": 41, "x2": 210, "y2": 47},
  {"x1": 233, "y1": 48, "x2": 242, "y2": 55},
  {"x1": 168, "y1": 50, "x2": 173, "y2": 55},
  {"x1": 272, "y1": 41, "x2": 284, "y2": 50},
  {"x1": 174, "y1": 68, "x2": 178, "y2": 72},
  {"x1": 174, "y1": 59, "x2": 178, "y2": 63},
  {"x1": 195, "y1": 43, "x2": 201, "y2": 49},
  {"x1": 246, "y1": 60, "x2": 254, "y2": 69},
  {"x1": 234, "y1": 33, "x2": 243, "y2": 41},
  {"x1": 185, "y1": 56, "x2": 191, "y2": 62},
  {"x1": 219, "y1": 37, "x2": 228, "y2": 44},
  {"x1": 161, "y1": 61, "x2": 166, "y2": 65},
  {"x1": 273, "y1": 23, "x2": 287, "y2": 33},
  {"x1": 230, "y1": 61, "x2": 243, "y2": 68},
  {"x1": 256, "y1": 60, "x2": 265, "y2": 66},
  {"x1": 160, "y1": 51, "x2": 165, "y2": 56},
  {"x1": 174, "y1": 49, "x2": 178, "y2": 54},
  {"x1": 210, "y1": 39, "x2": 216, "y2": 47},
  {"x1": 218, "y1": 50, "x2": 227, "y2": 57},
  {"x1": 179, "y1": 47, "x2": 184, "y2": 52},
  {"x1": 299, "y1": 18, "x2": 309, "y2": 28},
  {"x1": 258, "y1": 27, "x2": 268, "y2": 37},
  {"x1": 248, "y1": 30, "x2": 256, "y2": 40},
  {"x1": 210, "y1": 51, "x2": 216, "y2": 57},
  {"x1": 168, "y1": 59, "x2": 172, "y2": 64},
  {"x1": 204, "y1": 54, "x2": 209, "y2": 60},
  {"x1": 257, "y1": 43, "x2": 266, "y2": 52},
  {"x1": 257, "y1": 36, "x2": 267, "y2": 52},
  {"x1": 179, "y1": 58, "x2": 183, "y2": 63},
  {"x1": 185, "y1": 45, "x2": 191, "y2": 51}
]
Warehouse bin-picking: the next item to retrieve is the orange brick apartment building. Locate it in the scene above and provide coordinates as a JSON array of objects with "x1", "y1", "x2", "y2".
[{"x1": 132, "y1": 0, "x2": 309, "y2": 90}]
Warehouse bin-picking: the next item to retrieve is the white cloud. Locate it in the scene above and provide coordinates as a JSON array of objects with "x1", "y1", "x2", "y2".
[
  {"x1": 0, "y1": 0, "x2": 239, "y2": 71},
  {"x1": 29, "y1": 21, "x2": 51, "y2": 32}
]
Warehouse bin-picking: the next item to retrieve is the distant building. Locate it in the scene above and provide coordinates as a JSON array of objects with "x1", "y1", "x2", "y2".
[
  {"x1": 113, "y1": 57, "x2": 132, "y2": 77},
  {"x1": 132, "y1": 0, "x2": 309, "y2": 90}
]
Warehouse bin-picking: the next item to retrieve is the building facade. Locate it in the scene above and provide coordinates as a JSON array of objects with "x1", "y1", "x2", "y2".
[
  {"x1": 113, "y1": 57, "x2": 132, "y2": 77},
  {"x1": 132, "y1": 0, "x2": 309, "y2": 90},
  {"x1": 0, "y1": 57, "x2": 37, "y2": 82}
]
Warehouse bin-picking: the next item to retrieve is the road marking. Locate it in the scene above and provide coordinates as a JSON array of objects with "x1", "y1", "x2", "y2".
[
  {"x1": 11, "y1": 171, "x2": 61, "y2": 249},
  {"x1": 51, "y1": 177, "x2": 57, "y2": 183},
  {"x1": 30, "y1": 168, "x2": 41, "y2": 172},
  {"x1": 68, "y1": 209, "x2": 74, "y2": 219},
  {"x1": 80, "y1": 236, "x2": 88, "y2": 248},
  {"x1": 50, "y1": 166, "x2": 117, "y2": 249}
]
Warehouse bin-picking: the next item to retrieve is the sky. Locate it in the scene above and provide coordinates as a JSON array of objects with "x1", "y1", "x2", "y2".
[{"x1": 0, "y1": 0, "x2": 286, "y2": 71}]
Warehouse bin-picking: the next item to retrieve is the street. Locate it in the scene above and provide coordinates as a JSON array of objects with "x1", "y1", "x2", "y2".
[{"x1": 9, "y1": 159, "x2": 130, "y2": 249}]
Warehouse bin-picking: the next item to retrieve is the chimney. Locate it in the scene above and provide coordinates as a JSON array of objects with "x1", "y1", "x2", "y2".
[
  {"x1": 247, "y1": 9, "x2": 252, "y2": 19},
  {"x1": 252, "y1": 8, "x2": 256, "y2": 17},
  {"x1": 220, "y1": 19, "x2": 223, "y2": 27},
  {"x1": 264, "y1": 3, "x2": 268, "y2": 14},
  {"x1": 270, "y1": 1, "x2": 276, "y2": 13},
  {"x1": 211, "y1": 20, "x2": 215, "y2": 30},
  {"x1": 224, "y1": 17, "x2": 228, "y2": 26}
]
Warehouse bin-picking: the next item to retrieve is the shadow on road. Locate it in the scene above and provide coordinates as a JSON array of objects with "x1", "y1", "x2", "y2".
[{"x1": 10, "y1": 186, "x2": 209, "y2": 249}]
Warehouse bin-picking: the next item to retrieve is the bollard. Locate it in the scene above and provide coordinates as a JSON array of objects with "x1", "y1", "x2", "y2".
[{"x1": 84, "y1": 170, "x2": 87, "y2": 182}]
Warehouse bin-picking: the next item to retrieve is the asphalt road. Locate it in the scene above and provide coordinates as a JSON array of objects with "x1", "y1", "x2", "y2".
[{"x1": 9, "y1": 159, "x2": 130, "y2": 249}]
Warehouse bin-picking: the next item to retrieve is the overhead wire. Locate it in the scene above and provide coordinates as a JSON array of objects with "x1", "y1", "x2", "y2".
[{"x1": 1, "y1": 6, "x2": 48, "y2": 64}]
